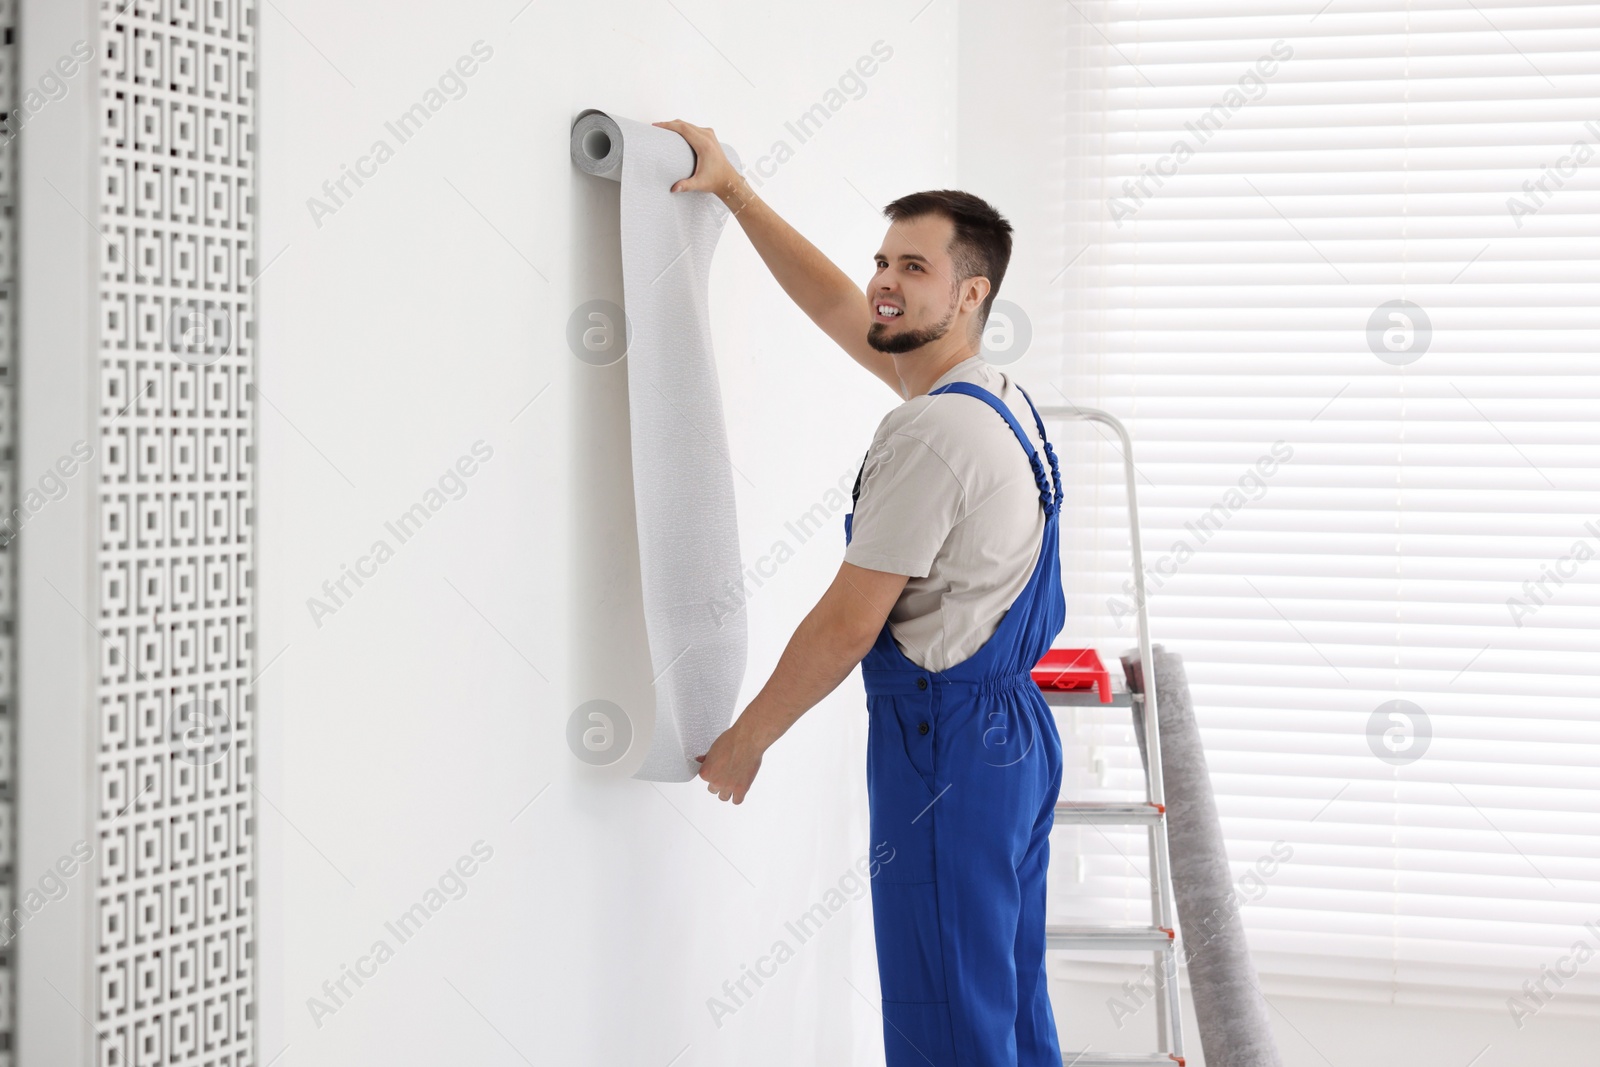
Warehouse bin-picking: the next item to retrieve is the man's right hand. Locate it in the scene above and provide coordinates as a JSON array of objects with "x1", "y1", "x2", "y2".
[{"x1": 653, "y1": 119, "x2": 744, "y2": 203}]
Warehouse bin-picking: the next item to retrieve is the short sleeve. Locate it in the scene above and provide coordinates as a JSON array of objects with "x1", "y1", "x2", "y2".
[{"x1": 843, "y1": 431, "x2": 965, "y2": 578}]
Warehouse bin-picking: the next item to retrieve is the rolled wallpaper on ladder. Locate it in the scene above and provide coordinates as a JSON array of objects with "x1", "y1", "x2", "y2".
[{"x1": 571, "y1": 110, "x2": 748, "y2": 782}]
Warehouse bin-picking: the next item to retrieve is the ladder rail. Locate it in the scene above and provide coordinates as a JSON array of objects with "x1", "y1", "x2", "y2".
[{"x1": 1037, "y1": 404, "x2": 1185, "y2": 1065}]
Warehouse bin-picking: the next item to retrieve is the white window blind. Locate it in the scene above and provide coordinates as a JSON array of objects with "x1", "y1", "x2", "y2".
[{"x1": 1049, "y1": 0, "x2": 1600, "y2": 1016}]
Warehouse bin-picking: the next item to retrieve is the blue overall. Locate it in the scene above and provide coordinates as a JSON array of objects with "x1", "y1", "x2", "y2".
[{"x1": 845, "y1": 381, "x2": 1067, "y2": 1067}]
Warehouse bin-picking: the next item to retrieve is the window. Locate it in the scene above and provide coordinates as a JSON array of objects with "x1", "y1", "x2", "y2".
[{"x1": 1053, "y1": 1, "x2": 1600, "y2": 1014}]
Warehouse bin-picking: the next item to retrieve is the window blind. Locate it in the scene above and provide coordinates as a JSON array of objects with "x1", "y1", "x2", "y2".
[{"x1": 1048, "y1": 0, "x2": 1600, "y2": 1017}]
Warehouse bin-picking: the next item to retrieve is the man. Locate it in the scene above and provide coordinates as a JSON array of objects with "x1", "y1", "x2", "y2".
[{"x1": 660, "y1": 118, "x2": 1067, "y2": 1067}]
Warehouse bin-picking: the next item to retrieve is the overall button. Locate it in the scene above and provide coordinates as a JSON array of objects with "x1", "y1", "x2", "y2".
[
  {"x1": 915, "y1": 677, "x2": 928, "y2": 691},
  {"x1": 917, "y1": 721, "x2": 930, "y2": 735}
]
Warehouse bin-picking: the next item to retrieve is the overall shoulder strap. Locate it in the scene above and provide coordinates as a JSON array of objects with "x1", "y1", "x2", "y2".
[
  {"x1": 929, "y1": 380, "x2": 1061, "y2": 516},
  {"x1": 1015, "y1": 384, "x2": 1063, "y2": 514},
  {"x1": 930, "y1": 381, "x2": 1034, "y2": 456}
]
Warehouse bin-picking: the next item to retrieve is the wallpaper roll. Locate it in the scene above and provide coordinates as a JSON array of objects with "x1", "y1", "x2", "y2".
[
  {"x1": 571, "y1": 110, "x2": 748, "y2": 782},
  {"x1": 1124, "y1": 644, "x2": 1283, "y2": 1067}
]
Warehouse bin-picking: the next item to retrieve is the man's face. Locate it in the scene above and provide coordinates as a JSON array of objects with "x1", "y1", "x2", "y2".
[{"x1": 866, "y1": 214, "x2": 965, "y2": 355}]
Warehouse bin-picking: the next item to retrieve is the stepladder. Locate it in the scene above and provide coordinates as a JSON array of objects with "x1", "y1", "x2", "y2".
[{"x1": 1029, "y1": 403, "x2": 1185, "y2": 1067}]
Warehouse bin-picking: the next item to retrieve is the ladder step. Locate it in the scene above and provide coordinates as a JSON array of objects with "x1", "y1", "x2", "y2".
[
  {"x1": 1062, "y1": 1053, "x2": 1184, "y2": 1066},
  {"x1": 1040, "y1": 687, "x2": 1134, "y2": 708},
  {"x1": 1046, "y1": 924, "x2": 1175, "y2": 951},
  {"x1": 1055, "y1": 801, "x2": 1164, "y2": 825}
]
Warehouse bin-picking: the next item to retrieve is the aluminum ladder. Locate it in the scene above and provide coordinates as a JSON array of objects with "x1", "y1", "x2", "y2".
[{"x1": 1034, "y1": 404, "x2": 1185, "y2": 1067}]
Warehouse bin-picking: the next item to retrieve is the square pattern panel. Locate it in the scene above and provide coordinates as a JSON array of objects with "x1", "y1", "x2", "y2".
[{"x1": 97, "y1": 2, "x2": 255, "y2": 1064}]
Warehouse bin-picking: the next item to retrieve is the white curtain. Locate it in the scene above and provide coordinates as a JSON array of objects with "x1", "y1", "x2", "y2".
[{"x1": 1052, "y1": 0, "x2": 1600, "y2": 1015}]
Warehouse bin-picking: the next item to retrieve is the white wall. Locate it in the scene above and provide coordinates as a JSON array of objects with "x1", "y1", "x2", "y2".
[{"x1": 258, "y1": 2, "x2": 956, "y2": 1064}]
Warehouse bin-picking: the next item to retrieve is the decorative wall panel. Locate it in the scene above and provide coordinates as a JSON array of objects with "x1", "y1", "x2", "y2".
[{"x1": 95, "y1": 1, "x2": 256, "y2": 1062}]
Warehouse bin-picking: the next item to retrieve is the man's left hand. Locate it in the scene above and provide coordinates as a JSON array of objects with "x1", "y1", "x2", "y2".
[{"x1": 695, "y1": 720, "x2": 766, "y2": 804}]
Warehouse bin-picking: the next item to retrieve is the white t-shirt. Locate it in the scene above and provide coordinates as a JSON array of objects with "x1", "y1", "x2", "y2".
[{"x1": 843, "y1": 353, "x2": 1050, "y2": 672}]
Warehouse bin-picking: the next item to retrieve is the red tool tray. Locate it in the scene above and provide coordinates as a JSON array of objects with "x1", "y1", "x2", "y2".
[{"x1": 1031, "y1": 647, "x2": 1113, "y2": 703}]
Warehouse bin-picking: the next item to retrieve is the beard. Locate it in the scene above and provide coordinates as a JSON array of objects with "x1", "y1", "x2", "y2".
[{"x1": 867, "y1": 296, "x2": 957, "y2": 355}]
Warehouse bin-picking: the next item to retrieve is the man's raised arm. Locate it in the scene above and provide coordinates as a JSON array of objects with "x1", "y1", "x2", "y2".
[{"x1": 654, "y1": 119, "x2": 903, "y2": 397}]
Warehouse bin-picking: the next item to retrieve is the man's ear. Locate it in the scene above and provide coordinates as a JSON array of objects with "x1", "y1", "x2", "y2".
[{"x1": 963, "y1": 276, "x2": 991, "y2": 314}]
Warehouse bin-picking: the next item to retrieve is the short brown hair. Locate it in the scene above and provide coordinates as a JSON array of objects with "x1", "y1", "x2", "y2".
[{"x1": 882, "y1": 189, "x2": 1014, "y2": 336}]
